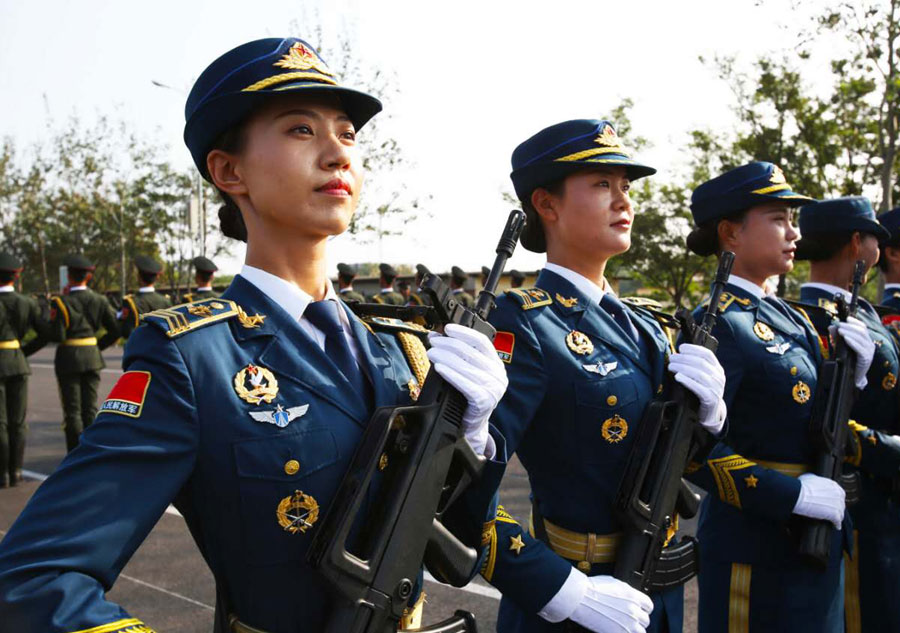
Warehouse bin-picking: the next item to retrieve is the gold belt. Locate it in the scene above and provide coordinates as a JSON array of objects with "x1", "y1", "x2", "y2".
[
  {"x1": 0, "y1": 340, "x2": 20, "y2": 350},
  {"x1": 753, "y1": 458, "x2": 810, "y2": 478},
  {"x1": 540, "y1": 516, "x2": 621, "y2": 571},
  {"x1": 62, "y1": 337, "x2": 97, "y2": 347}
]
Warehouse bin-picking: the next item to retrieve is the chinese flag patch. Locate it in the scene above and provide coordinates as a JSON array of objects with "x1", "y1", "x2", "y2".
[
  {"x1": 100, "y1": 371, "x2": 151, "y2": 418},
  {"x1": 493, "y1": 331, "x2": 515, "y2": 364}
]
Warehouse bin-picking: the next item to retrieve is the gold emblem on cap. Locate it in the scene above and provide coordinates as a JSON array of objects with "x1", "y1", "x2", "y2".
[
  {"x1": 601, "y1": 415, "x2": 628, "y2": 443},
  {"x1": 792, "y1": 381, "x2": 811, "y2": 404},
  {"x1": 555, "y1": 293, "x2": 578, "y2": 308},
  {"x1": 276, "y1": 490, "x2": 319, "y2": 534},
  {"x1": 566, "y1": 331, "x2": 594, "y2": 355},
  {"x1": 753, "y1": 322, "x2": 774, "y2": 342},
  {"x1": 275, "y1": 42, "x2": 334, "y2": 77},
  {"x1": 233, "y1": 363, "x2": 279, "y2": 404},
  {"x1": 770, "y1": 165, "x2": 787, "y2": 184},
  {"x1": 883, "y1": 372, "x2": 897, "y2": 390},
  {"x1": 594, "y1": 124, "x2": 623, "y2": 148}
]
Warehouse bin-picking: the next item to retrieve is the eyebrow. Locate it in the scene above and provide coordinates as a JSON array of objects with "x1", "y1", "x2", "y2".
[{"x1": 275, "y1": 108, "x2": 352, "y2": 123}]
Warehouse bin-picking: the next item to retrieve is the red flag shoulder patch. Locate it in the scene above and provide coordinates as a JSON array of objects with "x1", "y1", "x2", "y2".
[
  {"x1": 493, "y1": 331, "x2": 515, "y2": 364},
  {"x1": 100, "y1": 371, "x2": 151, "y2": 418}
]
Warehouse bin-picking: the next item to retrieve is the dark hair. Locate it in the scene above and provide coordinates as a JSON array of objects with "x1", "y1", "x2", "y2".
[
  {"x1": 382, "y1": 273, "x2": 396, "y2": 284},
  {"x1": 138, "y1": 271, "x2": 158, "y2": 286},
  {"x1": 686, "y1": 208, "x2": 750, "y2": 256},
  {"x1": 68, "y1": 268, "x2": 89, "y2": 283},
  {"x1": 520, "y1": 177, "x2": 567, "y2": 253},
  {"x1": 796, "y1": 232, "x2": 855, "y2": 262},
  {"x1": 0, "y1": 271, "x2": 16, "y2": 284},
  {"x1": 196, "y1": 270, "x2": 214, "y2": 283},
  {"x1": 210, "y1": 124, "x2": 249, "y2": 243},
  {"x1": 338, "y1": 273, "x2": 354, "y2": 285},
  {"x1": 877, "y1": 241, "x2": 900, "y2": 272}
]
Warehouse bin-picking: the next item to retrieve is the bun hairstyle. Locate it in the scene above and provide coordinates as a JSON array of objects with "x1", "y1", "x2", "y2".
[
  {"x1": 685, "y1": 208, "x2": 750, "y2": 257},
  {"x1": 218, "y1": 202, "x2": 248, "y2": 243},
  {"x1": 520, "y1": 176, "x2": 567, "y2": 253}
]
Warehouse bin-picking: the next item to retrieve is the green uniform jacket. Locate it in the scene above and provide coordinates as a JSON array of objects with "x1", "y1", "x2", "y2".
[
  {"x1": 0, "y1": 291, "x2": 49, "y2": 378},
  {"x1": 49, "y1": 289, "x2": 120, "y2": 375},
  {"x1": 338, "y1": 288, "x2": 366, "y2": 303},
  {"x1": 180, "y1": 288, "x2": 221, "y2": 303},
  {"x1": 370, "y1": 290, "x2": 405, "y2": 305},
  {"x1": 119, "y1": 291, "x2": 172, "y2": 339},
  {"x1": 452, "y1": 289, "x2": 475, "y2": 308}
]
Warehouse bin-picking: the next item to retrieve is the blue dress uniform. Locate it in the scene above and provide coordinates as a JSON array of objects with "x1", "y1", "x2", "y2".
[
  {"x1": 878, "y1": 207, "x2": 900, "y2": 312},
  {"x1": 481, "y1": 268, "x2": 683, "y2": 633},
  {"x1": 0, "y1": 275, "x2": 506, "y2": 633},
  {"x1": 684, "y1": 163, "x2": 847, "y2": 633},
  {"x1": 792, "y1": 196, "x2": 900, "y2": 633}
]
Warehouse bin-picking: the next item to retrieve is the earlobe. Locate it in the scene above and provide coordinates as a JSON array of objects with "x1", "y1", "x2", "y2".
[{"x1": 207, "y1": 150, "x2": 248, "y2": 197}]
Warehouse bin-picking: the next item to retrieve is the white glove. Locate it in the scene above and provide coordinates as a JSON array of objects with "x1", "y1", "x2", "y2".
[
  {"x1": 426, "y1": 323, "x2": 508, "y2": 456},
  {"x1": 834, "y1": 316, "x2": 874, "y2": 389},
  {"x1": 667, "y1": 343, "x2": 727, "y2": 436},
  {"x1": 792, "y1": 473, "x2": 845, "y2": 529},
  {"x1": 539, "y1": 567, "x2": 653, "y2": 632}
]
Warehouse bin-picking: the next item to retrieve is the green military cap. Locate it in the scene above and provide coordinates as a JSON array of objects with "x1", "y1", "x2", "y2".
[
  {"x1": 134, "y1": 255, "x2": 163, "y2": 274},
  {"x1": 63, "y1": 254, "x2": 95, "y2": 271},
  {"x1": 0, "y1": 252, "x2": 23, "y2": 272},
  {"x1": 415, "y1": 263, "x2": 431, "y2": 277},
  {"x1": 379, "y1": 263, "x2": 397, "y2": 278},
  {"x1": 451, "y1": 266, "x2": 467, "y2": 283},
  {"x1": 510, "y1": 269, "x2": 526, "y2": 284},
  {"x1": 481, "y1": 266, "x2": 490, "y2": 278},
  {"x1": 337, "y1": 262, "x2": 357, "y2": 278},
  {"x1": 192, "y1": 256, "x2": 218, "y2": 273}
]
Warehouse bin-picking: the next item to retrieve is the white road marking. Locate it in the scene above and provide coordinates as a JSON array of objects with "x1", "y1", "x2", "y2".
[{"x1": 118, "y1": 573, "x2": 215, "y2": 611}]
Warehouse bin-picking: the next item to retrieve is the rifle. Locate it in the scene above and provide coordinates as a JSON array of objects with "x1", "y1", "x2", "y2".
[
  {"x1": 797, "y1": 259, "x2": 865, "y2": 568},
  {"x1": 307, "y1": 210, "x2": 526, "y2": 633},
  {"x1": 613, "y1": 251, "x2": 735, "y2": 592}
]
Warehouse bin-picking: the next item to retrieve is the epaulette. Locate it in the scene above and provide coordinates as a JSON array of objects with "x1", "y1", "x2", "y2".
[
  {"x1": 621, "y1": 296, "x2": 664, "y2": 310},
  {"x1": 703, "y1": 291, "x2": 754, "y2": 313},
  {"x1": 143, "y1": 298, "x2": 266, "y2": 338},
  {"x1": 506, "y1": 288, "x2": 553, "y2": 310},
  {"x1": 362, "y1": 316, "x2": 430, "y2": 340}
]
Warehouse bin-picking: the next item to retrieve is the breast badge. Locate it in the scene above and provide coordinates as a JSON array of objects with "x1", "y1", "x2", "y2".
[
  {"x1": 883, "y1": 373, "x2": 897, "y2": 391},
  {"x1": 234, "y1": 363, "x2": 279, "y2": 404},
  {"x1": 583, "y1": 361, "x2": 617, "y2": 376},
  {"x1": 766, "y1": 342, "x2": 791, "y2": 355},
  {"x1": 566, "y1": 330, "x2": 594, "y2": 355},
  {"x1": 601, "y1": 415, "x2": 628, "y2": 443},
  {"x1": 792, "y1": 381, "x2": 811, "y2": 404},
  {"x1": 276, "y1": 490, "x2": 319, "y2": 534},
  {"x1": 248, "y1": 403, "x2": 308, "y2": 428},
  {"x1": 753, "y1": 322, "x2": 775, "y2": 342}
]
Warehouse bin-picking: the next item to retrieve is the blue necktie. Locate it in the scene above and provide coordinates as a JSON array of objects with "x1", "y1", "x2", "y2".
[
  {"x1": 600, "y1": 293, "x2": 640, "y2": 346},
  {"x1": 304, "y1": 300, "x2": 371, "y2": 403}
]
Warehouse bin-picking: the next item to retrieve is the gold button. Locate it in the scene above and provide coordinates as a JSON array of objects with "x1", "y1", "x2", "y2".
[
  {"x1": 790, "y1": 366, "x2": 798, "y2": 376},
  {"x1": 607, "y1": 395, "x2": 618, "y2": 406},
  {"x1": 379, "y1": 453, "x2": 389, "y2": 471},
  {"x1": 284, "y1": 460, "x2": 300, "y2": 476},
  {"x1": 577, "y1": 560, "x2": 592, "y2": 572}
]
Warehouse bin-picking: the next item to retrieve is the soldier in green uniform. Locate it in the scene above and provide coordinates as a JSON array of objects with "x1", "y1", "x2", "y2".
[
  {"x1": 0, "y1": 253, "x2": 48, "y2": 487},
  {"x1": 336, "y1": 262, "x2": 365, "y2": 303},
  {"x1": 450, "y1": 265, "x2": 475, "y2": 308},
  {"x1": 118, "y1": 255, "x2": 172, "y2": 339},
  {"x1": 181, "y1": 255, "x2": 220, "y2": 303},
  {"x1": 50, "y1": 255, "x2": 120, "y2": 452},
  {"x1": 408, "y1": 263, "x2": 432, "y2": 306},
  {"x1": 396, "y1": 279, "x2": 412, "y2": 304},
  {"x1": 509, "y1": 269, "x2": 526, "y2": 289},
  {"x1": 481, "y1": 265, "x2": 491, "y2": 290},
  {"x1": 370, "y1": 263, "x2": 404, "y2": 305}
]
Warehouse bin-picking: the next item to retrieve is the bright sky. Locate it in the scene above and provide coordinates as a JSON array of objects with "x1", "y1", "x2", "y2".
[{"x1": 0, "y1": 0, "x2": 827, "y2": 276}]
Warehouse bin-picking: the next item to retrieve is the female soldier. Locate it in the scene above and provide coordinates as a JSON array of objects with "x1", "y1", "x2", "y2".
[
  {"x1": 480, "y1": 119, "x2": 729, "y2": 633},
  {"x1": 0, "y1": 38, "x2": 509, "y2": 633},
  {"x1": 793, "y1": 197, "x2": 900, "y2": 633},
  {"x1": 682, "y1": 163, "x2": 874, "y2": 633}
]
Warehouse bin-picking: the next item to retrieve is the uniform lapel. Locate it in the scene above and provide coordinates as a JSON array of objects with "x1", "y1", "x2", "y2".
[
  {"x1": 340, "y1": 301, "x2": 400, "y2": 408},
  {"x1": 630, "y1": 311, "x2": 668, "y2": 385},
  {"x1": 224, "y1": 276, "x2": 370, "y2": 425},
  {"x1": 756, "y1": 297, "x2": 817, "y2": 357}
]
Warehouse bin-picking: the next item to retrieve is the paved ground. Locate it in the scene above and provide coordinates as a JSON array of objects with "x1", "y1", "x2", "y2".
[{"x1": 0, "y1": 345, "x2": 698, "y2": 632}]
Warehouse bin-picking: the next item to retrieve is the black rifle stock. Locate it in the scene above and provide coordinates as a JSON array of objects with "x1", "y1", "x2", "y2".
[
  {"x1": 306, "y1": 210, "x2": 526, "y2": 633},
  {"x1": 797, "y1": 259, "x2": 865, "y2": 568},
  {"x1": 613, "y1": 251, "x2": 735, "y2": 592}
]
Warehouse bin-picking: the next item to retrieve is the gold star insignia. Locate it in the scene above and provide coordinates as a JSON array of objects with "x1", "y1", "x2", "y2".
[
  {"x1": 744, "y1": 474, "x2": 759, "y2": 488},
  {"x1": 509, "y1": 534, "x2": 525, "y2": 555}
]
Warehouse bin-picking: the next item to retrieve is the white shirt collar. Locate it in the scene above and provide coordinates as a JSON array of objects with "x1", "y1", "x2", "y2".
[
  {"x1": 726, "y1": 275, "x2": 767, "y2": 300},
  {"x1": 543, "y1": 263, "x2": 609, "y2": 305},
  {"x1": 802, "y1": 281, "x2": 852, "y2": 303},
  {"x1": 0, "y1": 286, "x2": 13, "y2": 293},
  {"x1": 339, "y1": 286, "x2": 354, "y2": 293},
  {"x1": 69, "y1": 285, "x2": 87, "y2": 292},
  {"x1": 138, "y1": 286, "x2": 155, "y2": 293},
  {"x1": 885, "y1": 283, "x2": 900, "y2": 291},
  {"x1": 196, "y1": 285, "x2": 213, "y2": 291},
  {"x1": 240, "y1": 264, "x2": 338, "y2": 321},
  {"x1": 380, "y1": 287, "x2": 392, "y2": 293}
]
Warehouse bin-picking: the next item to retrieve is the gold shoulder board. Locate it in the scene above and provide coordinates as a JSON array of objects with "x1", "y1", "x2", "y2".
[
  {"x1": 143, "y1": 298, "x2": 265, "y2": 338},
  {"x1": 507, "y1": 288, "x2": 553, "y2": 310}
]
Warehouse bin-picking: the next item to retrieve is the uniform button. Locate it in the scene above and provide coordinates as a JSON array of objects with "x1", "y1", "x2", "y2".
[
  {"x1": 379, "y1": 453, "x2": 389, "y2": 471},
  {"x1": 790, "y1": 366, "x2": 798, "y2": 376},
  {"x1": 284, "y1": 460, "x2": 300, "y2": 476},
  {"x1": 607, "y1": 395, "x2": 618, "y2": 406},
  {"x1": 577, "y1": 561, "x2": 592, "y2": 572}
]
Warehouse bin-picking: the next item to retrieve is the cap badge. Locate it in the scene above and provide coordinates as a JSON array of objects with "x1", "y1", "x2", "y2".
[
  {"x1": 595, "y1": 124, "x2": 622, "y2": 148},
  {"x1": 770, "y1": 165, "x2": 787, "y2": 184},
  {"x1": 275, "y1": 42, "x2": 334, "y2": 77}
]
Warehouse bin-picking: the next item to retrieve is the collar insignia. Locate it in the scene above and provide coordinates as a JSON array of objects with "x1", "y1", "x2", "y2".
[
  {"x1": 555, "y1": 293, "x2": 578, "y2": 308},
  {"x1": 248, "y1": 403, "x2": 308, "y2": 428},
  {"x1": 275, "y1": 42, "x2": 334, "y2": 76}
]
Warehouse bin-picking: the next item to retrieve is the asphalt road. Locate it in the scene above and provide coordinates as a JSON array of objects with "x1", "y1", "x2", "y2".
[{"x1": 0, "y1": 345, "x2": 699, "y2": 632}]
